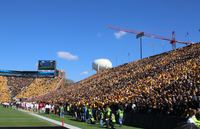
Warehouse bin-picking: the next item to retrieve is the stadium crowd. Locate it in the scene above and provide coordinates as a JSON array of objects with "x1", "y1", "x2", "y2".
[
  {"x1": 0, "y1": 76, "x2": 62, "y2": 103},
  {"x1": 7, "y1": 77, "x2": 35, "y2": 98},
  {"x1": 0, "y1": 76, "x2": 10, "y2": 102},
  {"x1": 16, "y1": 77, "x2": 61, "y2": 99}
]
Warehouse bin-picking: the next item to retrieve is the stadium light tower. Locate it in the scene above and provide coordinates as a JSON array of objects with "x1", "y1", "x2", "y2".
[{"x1": 136, "y1": 32, "x2": 144, "y2": 59}]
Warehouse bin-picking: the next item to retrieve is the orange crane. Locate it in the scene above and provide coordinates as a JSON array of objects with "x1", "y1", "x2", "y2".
[{"x1": 108, "y1": 25, "x2": 193, "y2": 59}]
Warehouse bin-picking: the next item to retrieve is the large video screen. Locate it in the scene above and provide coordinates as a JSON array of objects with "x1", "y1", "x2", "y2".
[{"x1": 38, "y1": 60, "x2": 56, "y2": 70}]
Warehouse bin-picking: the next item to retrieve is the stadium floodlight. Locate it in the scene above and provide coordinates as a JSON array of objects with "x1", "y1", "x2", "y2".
[{"x1": 136, "y1": 32, "x2": 144, "y2": 59}]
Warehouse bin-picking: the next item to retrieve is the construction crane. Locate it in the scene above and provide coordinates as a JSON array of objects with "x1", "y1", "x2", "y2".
[{"x1": 108, "y1": 25, "x2": 193, "y2": 59}]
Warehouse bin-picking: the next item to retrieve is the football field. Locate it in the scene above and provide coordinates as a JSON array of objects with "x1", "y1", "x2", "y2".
[
  {"x1": 0, "y1": 106, "x2": 55, "y2": 127},
  {"x1": 0, "y1": 106, "x2": 141, "y2": 129}
]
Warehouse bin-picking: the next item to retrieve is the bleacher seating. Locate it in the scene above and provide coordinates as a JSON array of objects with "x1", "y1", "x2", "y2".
[
  {"x1": 7, "y1": 77, "x2": 35, "y2": 98},
  {"x1": 0, "y1": 76, "x2": 10, "y2": 102},
  {"x1": 39, "y1": 43, "x2": 200, "y2": 116},
  {"x1": 16, "y1": 77, "x2": 61, "y2": 99}
]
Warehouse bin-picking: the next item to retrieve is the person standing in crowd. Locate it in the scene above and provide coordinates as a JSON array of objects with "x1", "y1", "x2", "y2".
[
  {"x1": 83, "y1": 105, "x2": 87, "y2": 122},
  {"x1": 187, "y1": 109, "x2": 200, "y2": 128},
  {"x1": 66, "y1": 104, "x2": 70, "y2": 115},
  {"x1": 45, "y1": 103, "x2": 50, "y2": 114},
  {"x1": 117, "y1": 108, "x2": 124, "y2": 126},
  {"x1": 96, "y1": 107, "x2": 101, "y2": 123},
  {"x1": 87, "y1": 106, "x2": 93, "y2": 123},
  {"x1": 74, "y1": 105, "x2": 78, "y2": 119},
  {"x1": 16, "y1": 101, "x2": 21, "y2": 109},
  {"x1": 34, "y1": 102, "x2": 39, "y2": 113},
  {"x1": 110, "y1": 112, "x2": 116, "y2": 129},
  {"x1": 89, "y1": 116, "x2": 95, "y2": 124},
  {"x1": 105, "y1": 106, "x2": 111, "y2": 128},
  {"x1": 39, "y1": 102, "x2": 43, "y2": 113},
  {"x1": 80, "y1": 105, "x2": 85, "y2": 122},
  {"x1": 60, "y1": 104, "x2": 64, "y2": 118},
  {"x1": 196, "y1": 108, "x2": 200, "y2": 120},
  {"x1": 51, "y1": 104, "x2": 54, "y2": 114},
  {"x1": 100, "y1": 108, "x2": 105, "y2": 128}
]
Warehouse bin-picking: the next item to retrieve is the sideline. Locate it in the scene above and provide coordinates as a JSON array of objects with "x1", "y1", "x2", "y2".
[{"x1": 19, "y1": 109, "x2": 81, "y2": 129}]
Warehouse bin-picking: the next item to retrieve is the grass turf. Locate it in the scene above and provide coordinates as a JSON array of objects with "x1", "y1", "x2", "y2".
[
  {"x1": 41, "y1": 113, "x2": 143, "y2": 129},
  {"x1": 0, "y1": 106, "x2": 55, "y2": 127},
  {"x1": 0, "y1": 106, "x2": 142, "y2": 129}
]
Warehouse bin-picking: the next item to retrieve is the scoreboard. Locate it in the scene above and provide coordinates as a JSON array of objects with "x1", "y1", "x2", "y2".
[{"x1": 38, "y1": 60, "x2": 56, "y2": 70}]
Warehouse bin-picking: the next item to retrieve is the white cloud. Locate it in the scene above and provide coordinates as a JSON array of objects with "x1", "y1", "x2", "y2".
[
  {"x1": 57, "y1": 51, "x2": 79, "y2": 61},
  {"x1": 80, "y1": 71, "x2": 89, "y2": 75},
  {"x1": 114, "y1": 31, "x2": 127, "y2": 39}
]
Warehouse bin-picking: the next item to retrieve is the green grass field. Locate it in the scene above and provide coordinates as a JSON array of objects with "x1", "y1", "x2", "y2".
[
  {"x1": 0, "y1": 106, "x2": 142, "y2": 129},
  {"x1": 0, "y1": 106, "x2": 55, "y2": 127},
  {"x1": 41, "y1": 113, "x2": 142, "y2": 129}
]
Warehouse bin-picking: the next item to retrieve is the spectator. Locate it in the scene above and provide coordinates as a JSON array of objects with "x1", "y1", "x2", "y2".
[{"x1": 187, "y1": 109, "x2": 200, "y2": 128}]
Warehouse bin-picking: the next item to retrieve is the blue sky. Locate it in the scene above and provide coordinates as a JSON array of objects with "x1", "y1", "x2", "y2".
[{"x1": 0, "y1": 0, "x2": 199, "y2": 81}]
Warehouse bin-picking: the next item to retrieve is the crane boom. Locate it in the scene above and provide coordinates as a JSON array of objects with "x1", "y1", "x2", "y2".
[{"x1": 108, "y1": 25, "x2": 193, "y2": 45}]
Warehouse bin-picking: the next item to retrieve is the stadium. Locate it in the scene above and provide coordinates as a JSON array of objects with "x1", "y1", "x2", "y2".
[
  {"x1": 0, "y1": 1, "x2": 200, "y2": 129},
  {"x1": 0, "y1": 43, "x2": 200, "y2": 129}
]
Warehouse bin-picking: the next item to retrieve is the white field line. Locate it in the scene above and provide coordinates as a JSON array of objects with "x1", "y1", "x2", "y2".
[{"x1": 19, "y1": 109, "x2": 81, "y2": 129}]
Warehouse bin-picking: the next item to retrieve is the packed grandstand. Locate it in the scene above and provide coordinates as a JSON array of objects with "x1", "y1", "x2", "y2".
[
  {"x1": 0, "y1": 43, "x2": 200, "y2": 129},
  {"x1": 0, "y1": 71, "x2": 64, "y2": 102}
]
